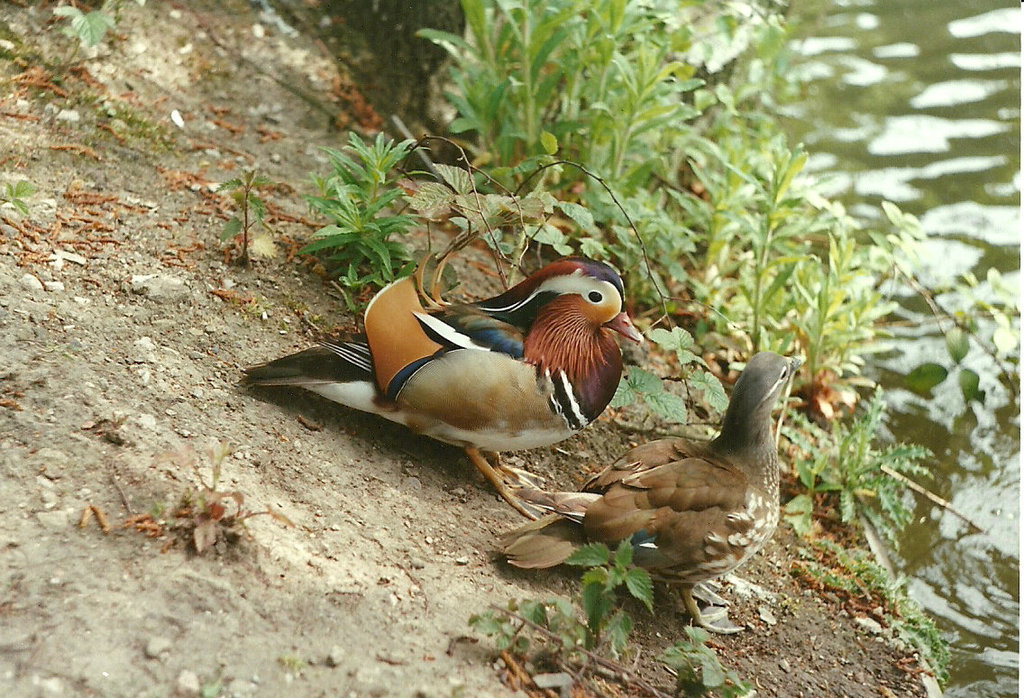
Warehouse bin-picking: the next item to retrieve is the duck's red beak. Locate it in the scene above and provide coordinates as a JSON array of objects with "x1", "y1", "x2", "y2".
[{"x1": 605, "y1": 312, "x2": 643, "y2": 344}]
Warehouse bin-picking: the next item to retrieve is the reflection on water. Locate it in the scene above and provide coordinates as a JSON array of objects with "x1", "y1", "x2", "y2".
[{"x1": 786, "y1": 1, "x2": 1019, "y2": 696}]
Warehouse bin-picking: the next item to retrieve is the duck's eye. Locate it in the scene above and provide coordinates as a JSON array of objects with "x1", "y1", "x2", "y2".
[{"x1": 587, "y1": 291, "x2": 603, "y2": 303}]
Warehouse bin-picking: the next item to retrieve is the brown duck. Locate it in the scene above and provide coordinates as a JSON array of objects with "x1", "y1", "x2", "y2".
[{"x1": 501, "y1": 351, "x2": 801, "y2": 633}]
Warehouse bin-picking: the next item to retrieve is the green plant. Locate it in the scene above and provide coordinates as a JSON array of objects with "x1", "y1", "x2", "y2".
[
  {"x1": 472, "y1": 540, "x2": 652, "y2": 660},
  {"x1": 303, "y1": 134, "x2": 417, "y2": 304},
  {"x1": 0, "y1": 180, "x2": 34, "y2": 219},
  {"x1": 218, "y1": 170, "x2": 275, "y2": 265},
  {"x1": 610, "y1": 326, "x2": 727, "y2": 426},
  {"x1": 53, "y1": 0, "x2": 146, "y2": 49},
  {"x1": 782, "y1": 390, "x2": 930, "y2": 545},
  {"x1": 792, "y1": 539, "x2": 950, "y2": 686},
  {"x1": 659, "y1": 626, "x2": 752, "y2": 698}
]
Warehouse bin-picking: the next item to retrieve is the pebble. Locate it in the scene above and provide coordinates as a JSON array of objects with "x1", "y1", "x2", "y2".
[
  {"x1": 34, "y1": 448, "x2": 70, "y2": 469},
  {"x1": 31, "y1": 675, "x2": 64, "y2": 696},
  {"x1": 130, "y1": 274, "x2": 190, "y2": 304},
  {"x1": 408, "y1": 557, "x2": 425, "y2": 569},
  {"x1": 55, "y1": 108, "x2": 80, "y2": 123},
  {"x1": 454, "y1": 556, "x2": 469, "y2": 565},
  {"x1": 758, "y1": 605, "x2": 777, "y2": 626},
  {"x1": 20, "y1": 273, "x2": 44, "y2": 292},
  {"x1": 326, "y1": 646, "x2": 344, "y2": 667},
  {"x1": 176, "y1": 669, "x2": 201, "y2": 696},
  {"x1": 145, "y1": 636, "x2": 172, "y2": 659},
  {"x1": 136, "y1": 413, "x2": 158, "y2": 430},
  {"x1": 533, "y1": 672, "x2": 572, "y2": 689},
  {"x1": 401, "y1": 476, "x2": 421, "y2": 491},
  {"x1": 43, "y1": 281, "x2": 65, "y2": 292},
  {"x1": 37, "y1": 509, "x2": 72, "y2": 530},
  {"x1": 854, "y1": 615, "x2": 884, "y2": 634}
]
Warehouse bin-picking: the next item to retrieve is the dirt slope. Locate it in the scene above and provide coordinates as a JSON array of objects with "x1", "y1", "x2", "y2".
[{"x1": 0, "y1": 3, "x2": 927, "y2": 696}]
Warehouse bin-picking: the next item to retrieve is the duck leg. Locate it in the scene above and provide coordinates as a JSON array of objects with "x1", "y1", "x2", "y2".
[
  {"x1": 679, "y1": 586, "x2": 744, "y2": 635},
  {"x1": 484, "y1": 449, "x2": 547, "y2": 489},
  {"x1": 464, "y1": 447, "x2": 540, "y2": 520}
]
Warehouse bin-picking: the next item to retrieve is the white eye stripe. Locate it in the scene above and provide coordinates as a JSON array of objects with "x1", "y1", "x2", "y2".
[{"x1": 481, "y1": 275, "x2": 621, "y2": 313}]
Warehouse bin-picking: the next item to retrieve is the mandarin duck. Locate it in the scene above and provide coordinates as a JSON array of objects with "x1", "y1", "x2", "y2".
[
  {"x1": 243, "y1": 257, "x2": 642, "y2": 518},
  {"x1": 501, "y1": 352, "x2": 801, "y2": 632}
]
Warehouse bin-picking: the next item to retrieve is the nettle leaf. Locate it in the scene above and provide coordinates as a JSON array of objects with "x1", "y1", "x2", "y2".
[
  {"x1": 649, "y1": 327, "x2": 700, "y2": 365},
  {"x1": 783, "y1": 494, "x2": 813, "y2": 537},
  {"x1": 407, "y1": 181, "x2": 454, "y2": 219},
  {"x1": 644, "y1": 387, "x2": 687, "y2": 424},
  {"x1": 905, "y1": 362, "x2": 948, "y2": 394},
  {"x1": 220, "y1": 217, "x2": 242, "y2": 241},
  {"x1": 613, "y1": 540, "x2": 633, "y2": 568},
  {"x1": 556, "y1": 201, "x2": 595, "y2": 232},
  {"x1": 691, "y1": 370, "x2": 729, "y2": 412},
  {"x1": 566, "y1": 542, "x2": 611, "y2": 567},
  {"x1": 434, "y1": 163, "x2": 473, "y2": 194},
  {"x1": 605, "y1": 610, "x2": 632, "y2": 656},
  {"x1": 581, "y1": 580, "x2": 611, "y2": 633},
  {"x1": 624, "y1": 568, "x2": 654, "y2": 611}
]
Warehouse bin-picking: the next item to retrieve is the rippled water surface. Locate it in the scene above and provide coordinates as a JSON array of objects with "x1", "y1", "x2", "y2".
[{"x1": 785, "y1": 1, "x2": 1019, "y2": 696}]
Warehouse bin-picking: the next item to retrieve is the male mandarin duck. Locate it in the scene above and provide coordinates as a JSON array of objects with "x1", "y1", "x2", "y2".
[
  {"x1": 243, "y1": 257, "x2": 642, "y2": 518},
  {"x1": 501, "y1": 352, "x2": 802, "y2": 632}
]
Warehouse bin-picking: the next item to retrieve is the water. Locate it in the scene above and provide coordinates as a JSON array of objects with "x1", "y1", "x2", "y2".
[{"x1": 784, "y1": 1, "x2": 1020, "y2": 695}]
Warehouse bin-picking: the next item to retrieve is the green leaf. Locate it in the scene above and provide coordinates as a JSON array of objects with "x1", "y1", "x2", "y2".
[
  {"x1": 565, "y1": 543, "x2": 611, "y2": 567},
  {"x1": 944, "y1": 327, "x2": 969, "y2": 364},
  {"x1": 624, "y1": 568, "x2": 654, "y2": 611},
  {"x1": 434, "y1": 163, "x2": 473, "y2": 194},
  {"x1": 643, "y1": 388, "x2": 687, "y2": 424},
  {"x1": 61, "y1": 8, "x2": 116, "y2": 47},
  {"x1": 700, "y1": 653, "x2": 726, "y2": 687},
  {"x1": 783, "y1": 494, "x2": 814, "y2": 537},
  {"x1": 993, "y1": 326, "x2": 1018, "y2": 357},
  {"x1": 958, "y1": 368, "x2": 983, "y2": 403},
  {"x1": 649, "y1": 327, "x2": 699, "y2": 365},
  {"x1": 605, "y1": 610, "x2": 632, "y2": 656},
  {"x1": 612, "y1": 540, "x2": 633, "y2": 569},
  {"x1": 581, "y1": 580, "x2": 610, "y2": 635},
  {"x1": 540, "y1": 130, "x2": 558, "y2": 155},
  {"x1": 556, "y1": 201, "x2": 595, "y2": 232},
  {"x1": 220, "y1": 217, "x2": 242, "y2": 241},
  {"x1": 904, "y1": 362, "x2": 948, "y2": 395},
  {"x1": 691, "y1": 370, "x2": 729, "y2": 413}
]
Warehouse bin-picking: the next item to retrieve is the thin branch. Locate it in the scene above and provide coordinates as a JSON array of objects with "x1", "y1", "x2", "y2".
[
  {"x1": 880, "y1": 465, "x2": 985, "y2": 534},
  {"x1": 488, "y1": 604, "x2": 674, "y2": 698}
]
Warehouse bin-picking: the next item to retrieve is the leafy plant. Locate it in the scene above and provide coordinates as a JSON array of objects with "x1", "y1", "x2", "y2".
[
  {"x1": 218, "y1": 170, "x2": 275, "y2": 265},
  {"x1": 0, "y1": 180, "x2": 35, "y2": 218},
  {"x1": 792, "y1": 539, "x2": 950, "y2": 686},
  {"x1": 53, "y1": 0, "x2": 146, "y2": 49},
  {"x1": 782, "y1": 390, "x2": 930, "y2": 545},
  {"x1": 659, "y1": 626, "x2": 753, "y2": 698},
  {"x1": 303, "y1": 133, "x2": 418, "y2": 304}
]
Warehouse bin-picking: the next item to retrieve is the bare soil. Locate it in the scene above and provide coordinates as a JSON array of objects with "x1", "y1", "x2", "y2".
[{"x1": 0, "y1": 3, "x2": 930, "y2": 697}]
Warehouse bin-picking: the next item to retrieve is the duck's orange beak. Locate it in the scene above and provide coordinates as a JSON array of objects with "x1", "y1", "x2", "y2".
[{"x1": 605, "y1": 312, "x2": 643, "y2": 344}]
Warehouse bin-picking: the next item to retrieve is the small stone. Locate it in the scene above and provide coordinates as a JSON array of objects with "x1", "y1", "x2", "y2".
[
  {"x1": 32, "y1": 675, "x2": 64, "y2": 696},
  {"x1": 37, "y1": 509, "x2": 72, "y2": 530},
  {"x1": 55, "y1": 108, "x2": 80, "y2": 123},
  {"x1": 408, "y1": 557, "x2": 425, "y2": 569},
  {"x1": 454, "y1": 556, "x2": 469, "y2": 565},
  {"x1": 145, "y1": 636, "x2": 172, "y2": 659},
  {"x1": 758, "y1": 605, "x2": 777, "y2": 626},
  {"x1": 401, "y1": 476, "x2": 421, "y2": 491},
  {"x1": 43, "y1": 280, "x2": 65, "y2": 292},
  {"x1": 532, "y1": 672, "x2": 572, "y2": 689},
  {"x1": 854, "y1": 615, "x2": 884, "y2": 634},
  {"x1": 136, "y1": 414, "x2": 158, "y2": 430},
  {"x1": 34, "y1": 448, "x2": 70, "y2": 468},
  {"x1": 779, "y1": 658, "x2": 791, "y2": 672},
  {"x1": 130, "y1": 274, "x2": 189, "y2": 304},
  {"x1": 176, "y1": 669, "x2": 201, "y2": 696},
  {"x1": 20, "y1": 273, "x2": 44, "y2": 292},
  {"x1": 325, "y1": 646, "x2": 344, "y2": 667}
]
